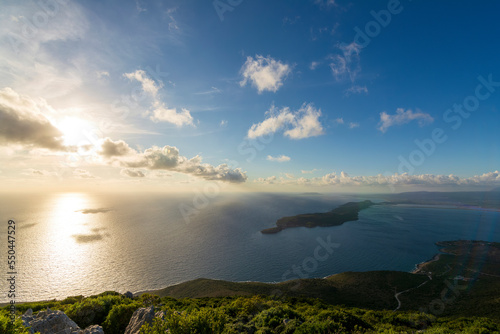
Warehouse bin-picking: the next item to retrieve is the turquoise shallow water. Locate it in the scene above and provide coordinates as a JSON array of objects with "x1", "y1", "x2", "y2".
[{"x1": 0, "y1": 192, "x2": 498, "y2": 303}]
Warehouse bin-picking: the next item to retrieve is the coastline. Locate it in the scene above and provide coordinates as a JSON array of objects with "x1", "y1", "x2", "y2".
[{"x1": 411, "y1": 253, "x2": 441, "y2": 274}]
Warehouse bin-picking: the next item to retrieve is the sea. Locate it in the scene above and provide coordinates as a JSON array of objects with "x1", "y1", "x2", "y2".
[{"x1": 0, "y1": 192, "x2": 498, "y2": 303}]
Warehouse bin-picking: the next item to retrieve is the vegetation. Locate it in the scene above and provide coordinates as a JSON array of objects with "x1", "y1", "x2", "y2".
[
  {"x1": 2, "y1": 293, "x2": 500, "y2": 333},
  {"x1": 2, "y1": 240, "x2": 499, "y2": 333}
]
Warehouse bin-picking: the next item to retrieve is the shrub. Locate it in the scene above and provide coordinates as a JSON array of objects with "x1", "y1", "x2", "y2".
[{"x1": 102, "y1": 302, "x2": 141, "y2": 334}]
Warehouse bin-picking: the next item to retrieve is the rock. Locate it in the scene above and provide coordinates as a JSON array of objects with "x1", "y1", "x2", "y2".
[
  {"x1": 124, "y1": 291, "x2": 134, "y2": 299},
  {"x1": 80, "y1": 325, "x2": 105, "y2": 334},
  {"x1": 154, "y1": 310, "x2": 165, "y2": 320},
  {"x1": 22, "y1": 308, "x2": 80, "y2": 334},
  {"x1": 21, "y1": 308, "x2": 104, "y2": 334},
  {"x1": 124, "y1": 306, "x2": 156, "y2": 334}
]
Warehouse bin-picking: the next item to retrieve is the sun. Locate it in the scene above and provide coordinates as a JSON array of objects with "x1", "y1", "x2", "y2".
[{"x1": 56, "y1": 117, "x2": 95, "y2": 146}]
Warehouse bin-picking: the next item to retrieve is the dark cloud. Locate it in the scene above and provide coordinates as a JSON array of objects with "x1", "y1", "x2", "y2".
[
  {"x1": 0, "y1": 88, "x2": 71, "y2": 151},
  {"x1": 77, "y1": 208, "x2": 112, "y2": 214},
  {"x1": 100, "y1": 139, "x2": 247, "y2": 183}
]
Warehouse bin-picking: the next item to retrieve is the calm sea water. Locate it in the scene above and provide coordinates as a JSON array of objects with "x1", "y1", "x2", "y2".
[{"x1": 0, "y1": 192, "x2": 498, "y2": 303}]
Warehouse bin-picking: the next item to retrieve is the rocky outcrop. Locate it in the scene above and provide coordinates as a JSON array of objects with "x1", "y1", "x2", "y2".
[
  {"x1": 124, "y1": 306, "x2": 165, "y2": 334},
  {"x1": 21, "y1": 308, "x2": 104, "y2": 334},
  {"x1": 124, "y1": 291, "x2": 134, "y2": 299}
]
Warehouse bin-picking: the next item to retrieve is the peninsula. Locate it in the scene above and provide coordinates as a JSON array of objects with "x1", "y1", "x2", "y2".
[{"x1": 261, "y1": 200, "x2": 374, "y2": 234}]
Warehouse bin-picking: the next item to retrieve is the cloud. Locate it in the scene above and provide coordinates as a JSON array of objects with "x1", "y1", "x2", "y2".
[
  {"x1": 248, "y1": 103, "x2": 324, "y2": 140},
  {"x1": 150, "y1": 102, "x2": 193, "y2": 126},
  {"x1": 22, "y1": 169, "x2": 57, "y2": 177},
  {"x1": 124, "y1": 70, "x2": 194, "y2": 126},
  {"x1": 314, "y1": 0, "x2": 336, "y2": 7},
  {"x1": 121, "y1": 169, "x2": 146, "y2": 178},
  {"x1": 99, "y1": 138, "x2": 136, "y2": 158},
  {"x1": 267, "y1": 155, "x2": 291, "y2": 162},
  {"x1": 310, "y1": 61, "x2": 321, "y2": 70},
  {"x1": 329, "y1": 42, "x2": 361, "y2": 82},
  {"x1": 335, "y1": 118, "x2": 344, "y2": 124},
  {"x1": 345, "y1": 85, "x2": 368, "y2": 96},
  {"x1": 99, "y1": 139, "x2": 247, "y2": 183},
  {"x1": 220, "y1": 120, "x2": 228, "y2": 127},
  {"x1": 96, "y1": 71, "x2": 110, "y2": 79},
  {"x1": 255, "y1": 176, "x2": 277, "y2": 184},
  {"x1": 124, "y1": 70, "x2": 161, "y2": 97},
  {"x1": 254, "y1": 171, "x2": 500, "y2": 188},
  {"x1": 378, "y1": 108, "x2": 434, "y2": 133},
  {"x1": 301, "y1": 169, "x2": 320, "y2": 174},
  {"x1": 77, "y1": 208, "x2": 112, "y2": 214},
  {"x1": 240, "y1": 55, "x2": 292, "y2": 93},
  {"x1": 348, "y1": 122, "x2": 360, "y2": 129},
  {"x1": 73, "y1": 169, "x2": 95, "y2": 179},
  {"x1": 0, "y1": 88, "x2": 70, "y2": 151}
]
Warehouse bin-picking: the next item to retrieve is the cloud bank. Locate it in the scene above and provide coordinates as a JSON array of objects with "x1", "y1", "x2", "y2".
[
  {"x1": 100, "y1": 138, "x2": 247, "y2": 183},
  {"x1": 255, "y1": 171, "x2": 500, "y2": 188}
]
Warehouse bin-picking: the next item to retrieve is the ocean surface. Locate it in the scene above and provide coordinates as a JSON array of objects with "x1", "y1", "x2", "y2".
[{"x1": 0, "y1": 192, "x2": 499, "y2": 303}]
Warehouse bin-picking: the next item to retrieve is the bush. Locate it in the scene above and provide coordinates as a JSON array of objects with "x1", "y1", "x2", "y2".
[
  {"x1": 0, "y1": 311, "x2": 31, "y2": 334},
  {"x1": 102, "y1": 302, "x2": 141, "y2": 334},
  {"x1": 65, "y1": 294, "x2": 123, "y2": 328}
]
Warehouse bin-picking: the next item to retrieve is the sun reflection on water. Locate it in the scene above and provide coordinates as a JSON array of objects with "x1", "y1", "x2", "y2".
[{"x1": 37, "y1": 193, "x2": 104, "y2": 294}]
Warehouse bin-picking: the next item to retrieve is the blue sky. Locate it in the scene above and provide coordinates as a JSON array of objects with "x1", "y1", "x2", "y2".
[{"x1": 0, "y1": 0, "x2": 499, "y2": 192}]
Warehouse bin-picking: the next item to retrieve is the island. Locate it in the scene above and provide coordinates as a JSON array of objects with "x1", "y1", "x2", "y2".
[{"x1": 261, "y1": 200, "x2": 374, "y2": 234}]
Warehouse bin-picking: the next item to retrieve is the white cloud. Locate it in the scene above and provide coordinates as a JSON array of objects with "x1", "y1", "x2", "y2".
[
  {"x1": 335, "y1": 118, "x2": 344, "y2": 124},
  {"x1": 329, "y1": 42, "x2": 361, "y2": 82},
  {"x1": 301, "y1": 169, "x2": 320, "y2": 174},
  {"x1": 248, "y1": 103, "x2": 324, "y2": 140},
  {"x1": 254, "y1": 171, "x2": 500, "y2": 188},
  {"x1": 348, "y1": 122, "x2": 360, "y2": 129},
  {"x1": 220, "y1": 120, "x2": 228, "y2": 127},
  {"x1": 345, "y1": 85, "x2": 368, "y2": 96},
  {"x1": 124, "y1": 70, "x2": 194, "y2": 126},
  {"x1": 124, "y1": 70, "x2": 161, "y2": 97},
  {"x1": 378, "y1": 108, "x2": 434, "y2": 133},
  {"x1": 267, "y1": 155, "x2": 291, "y2": 162},
  {"x1": 240, "y1": 55, "x2": 291, "y2": 93},
  {"x1": 150, "y1": 102, "x2": 194, "y2": 127},
  {"x1": 0, "y1": 88, "x2": 71, "y2": 151},
  {"x1": 254, "y1": 176, "x2": 277, "y2": 184},
  {"x1": 99, "y1": 138, "x2": 247, "y2": 183},
  {"x1": 310, "y1": 61, "x2": 321, "y2": 70}
]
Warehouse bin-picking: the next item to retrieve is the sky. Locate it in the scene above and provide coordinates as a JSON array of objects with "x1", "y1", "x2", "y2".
[{"x1": 0, "y1": 0, "x2": 499, "y2": 193}]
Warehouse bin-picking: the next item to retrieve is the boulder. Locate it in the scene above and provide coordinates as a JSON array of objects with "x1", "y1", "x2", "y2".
[
  {"x1": 80, "y1": 325, "x2": 105, "y2": 334},
  {"x1": 124, "y1": 291, "x2": 134, "y2": 299},
  {"x1": 124, "y1": 306, "x2": 156, "y2": 334},
  {"x1": 21, "y1": 308, "x2": 104, "y2": 334}
]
